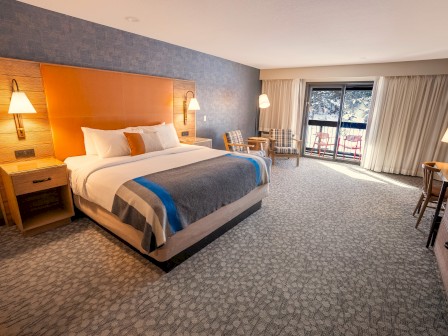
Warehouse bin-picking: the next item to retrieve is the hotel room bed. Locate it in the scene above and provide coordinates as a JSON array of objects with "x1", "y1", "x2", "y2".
[
  {"x1": 66, "y1": 144, "x2": 270, "y2": 270},
  {"x1": 39, "y1": 63, "x2": 270, "y2": 270}
]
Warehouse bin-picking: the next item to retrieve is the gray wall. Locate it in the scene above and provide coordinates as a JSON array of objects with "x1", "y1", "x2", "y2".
[{"x1": 0, "y1": 0, "x2": 261, "y2": 149}]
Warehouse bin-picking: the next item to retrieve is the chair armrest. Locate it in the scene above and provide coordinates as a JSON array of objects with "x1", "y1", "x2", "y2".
[
  {"x1": 293, "y1": 139, "x2": 302, "y2": 149},
  {"x1": 228, "y1": 143, "x2": 254, "y2": 148}
]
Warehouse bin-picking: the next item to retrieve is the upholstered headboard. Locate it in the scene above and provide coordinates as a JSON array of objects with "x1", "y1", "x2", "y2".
[{"x1": 41, "y1": 64, "x2": 175, "y2": 160}]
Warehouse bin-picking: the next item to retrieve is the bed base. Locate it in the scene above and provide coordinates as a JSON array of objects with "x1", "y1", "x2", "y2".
[
  {"x1": 146, "y1": 201, "x2": 261, "y2": 271},
  {"x1": 75, "y1": 201, "x2": 261, "y2": 272},
  {"x1": 74, "y1": 185, "x2": 268, "y2": 271}
]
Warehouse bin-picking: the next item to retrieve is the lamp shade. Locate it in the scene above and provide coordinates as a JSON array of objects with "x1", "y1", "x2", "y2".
[
  {"x1": 259, "y1": 94, "x2": 270, "y2": 108},
  {"x1": 8, "y1": 92, "x2": 36, "y2": 114},
  {"x1": 188, "y1": 98, "x2": 200, "y2": 111},
  {"x1": 442, "y1": 128, "x2": 448, "y2": 143}
]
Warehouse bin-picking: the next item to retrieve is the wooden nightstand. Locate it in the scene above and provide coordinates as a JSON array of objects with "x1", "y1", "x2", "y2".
[
  {"x1": 180, "y1": 137, "x2": 212, "y2": 148},
  {"x1": 0, "y1": 158, "x2": 75, "y2": 235}
]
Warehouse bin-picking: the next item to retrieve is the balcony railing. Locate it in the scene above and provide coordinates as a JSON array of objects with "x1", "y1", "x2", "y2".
[{"x1": 304, "y1": 124, "x2": 366, "y2": 161}]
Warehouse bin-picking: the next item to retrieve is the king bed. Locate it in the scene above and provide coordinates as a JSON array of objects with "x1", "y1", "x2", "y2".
[
  {"x1": 40, "y1": 63, "x2": 270, "y2": 270},
  {"x1": 66, "y1": 144, "x2": 270, "y2": 269}
]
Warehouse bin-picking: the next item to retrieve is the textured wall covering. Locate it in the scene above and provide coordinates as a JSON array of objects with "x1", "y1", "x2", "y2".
[{"x1": 0, "y1": 0, "x2": 261, "y2": 149}]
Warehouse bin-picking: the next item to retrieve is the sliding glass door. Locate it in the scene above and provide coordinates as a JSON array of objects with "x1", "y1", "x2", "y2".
[{"x1": 303, "y1": 83, "x2": 373, "y2": 162}]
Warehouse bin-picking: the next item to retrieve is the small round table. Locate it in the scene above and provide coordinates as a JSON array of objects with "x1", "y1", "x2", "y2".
[{"x1": 248, "y1": 137, "x2": 269, "y2": 152}]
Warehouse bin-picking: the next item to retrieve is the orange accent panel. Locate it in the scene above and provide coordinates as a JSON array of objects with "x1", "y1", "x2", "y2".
[{"x1": 40, "y1": 64, "x2": 173, "y2": 160}]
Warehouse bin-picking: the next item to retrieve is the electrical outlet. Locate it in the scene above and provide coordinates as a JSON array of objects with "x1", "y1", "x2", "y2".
[
  {"x1": 15, "y1": 148, "x2": 35, "y2": 159},
  {"x1": 181, "y1": 131, "x2": 189, "y2": 136},
  {"x1": 203, "y1": 115, "x2": 207, "y2": 122}
]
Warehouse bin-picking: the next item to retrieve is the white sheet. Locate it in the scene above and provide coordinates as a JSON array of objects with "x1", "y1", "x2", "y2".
[{"x1": 65, "y1": 145, "x2": 255, "y2": 212}]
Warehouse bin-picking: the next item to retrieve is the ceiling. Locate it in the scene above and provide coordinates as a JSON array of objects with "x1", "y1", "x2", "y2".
[{"x1": 19, "y1": 0, "x2": 448, "y2": 69}]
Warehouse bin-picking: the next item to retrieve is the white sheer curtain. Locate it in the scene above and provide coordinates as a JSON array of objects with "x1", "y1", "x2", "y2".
[
  {"x1": 293, "y1": 79, "x2": 306, "y2": 139},
  {"x1": 259, "y1": 79, "x2": 306, "y2": 138},
  {"x1": 361, "y1": 75, "x2": 448, "y2": 175}
]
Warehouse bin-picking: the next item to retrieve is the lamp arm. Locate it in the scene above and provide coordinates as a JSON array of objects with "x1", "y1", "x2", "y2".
[
  {"x1": 12, "y1": 79, "x2": 20, "y2": 92},
  {"x1": 184, "y1": 90, "x2": 195, "y2": 99},
  {"x1": 183, "y1": 91, "x2": 197, "y2": 125}
]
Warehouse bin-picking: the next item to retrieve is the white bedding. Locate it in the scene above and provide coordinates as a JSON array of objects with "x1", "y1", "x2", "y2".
[{"x1": 65, "y1": 144, "x2": 259, "y2": 213}]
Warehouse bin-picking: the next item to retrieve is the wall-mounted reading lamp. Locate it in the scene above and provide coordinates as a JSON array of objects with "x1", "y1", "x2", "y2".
[
  {"x1": 8, "y1": 79, "x2": 36, "y2": 139},
  {"x1": 259, "y1": 94, "x2": 270, "y2": 109},
  {"x1": 183, "y1": 90, "x2": 200, "y2": 125}
]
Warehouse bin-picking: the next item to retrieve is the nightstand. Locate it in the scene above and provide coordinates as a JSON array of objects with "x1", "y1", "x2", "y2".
[
  {"x1": 180, "y1": 137, "x2": 212, "y2": 148},
  {"x1": 0, "y1": 158, "x2": 75, "y2": 235}
]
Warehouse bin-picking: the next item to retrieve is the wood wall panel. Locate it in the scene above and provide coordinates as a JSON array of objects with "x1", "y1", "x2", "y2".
[
  {"x1": 173, "y1": 80, "x2": 196, "y2": 138},
  {"x1": 0, "y1": 59, "x2": 42, "y2": 77},
  {"x1": 0, "y1": 118, "x2": 51, "y2": 134},
  {"x1": 0, "y1": 57, "x2": 54, "y2": 225}
]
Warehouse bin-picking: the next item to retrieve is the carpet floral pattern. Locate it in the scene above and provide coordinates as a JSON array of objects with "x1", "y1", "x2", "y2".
[{"x1": 0, "y1": 158, "x2": 447, "y2": 335}]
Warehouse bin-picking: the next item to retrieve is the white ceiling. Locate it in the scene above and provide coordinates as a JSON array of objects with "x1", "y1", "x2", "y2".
[{"x1": 19, "y1": 0, "x2": 448, "y2": 69}]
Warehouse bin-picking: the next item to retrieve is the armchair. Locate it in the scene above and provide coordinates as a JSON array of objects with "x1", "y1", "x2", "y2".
[
  {"x1": 269, "y1": 129, "x2": 302, "y2": 167},
  {"x1": 223, "y1": 130, "x2": 265, "y2": 156}
]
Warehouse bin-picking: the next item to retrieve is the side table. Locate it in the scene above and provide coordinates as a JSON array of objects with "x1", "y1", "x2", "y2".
[{"x1": 248, "y1": 137, "x2": 269, "y2": 152}]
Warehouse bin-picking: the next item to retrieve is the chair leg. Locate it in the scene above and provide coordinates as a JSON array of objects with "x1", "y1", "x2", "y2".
[
  {"x1": 296, "y1": 154, "x2": 299, "y2": 167},
  {"x1": 271, "y1": 153, "x2": 275, "y2": 166},
  {"x1": 413, "y1": 194, "x2": 424, "y2": 216},
  {"x1": 416, "y1": 196, "x2": 431, "y2": 228}
]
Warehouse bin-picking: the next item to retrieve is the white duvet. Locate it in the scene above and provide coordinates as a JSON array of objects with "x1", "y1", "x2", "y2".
[{"x1": 65, "y1": 145, "x2": 231, "y2": 213}]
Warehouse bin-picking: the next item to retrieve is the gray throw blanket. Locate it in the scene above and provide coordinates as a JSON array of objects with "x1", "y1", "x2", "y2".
[{"x1": 111, "y1": 153, "x2": 270, "y2": 252}]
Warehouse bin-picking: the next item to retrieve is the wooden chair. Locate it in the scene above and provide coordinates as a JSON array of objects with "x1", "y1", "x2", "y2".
[
  {"x1": 413, "y1": 162, "x2": 447, "y2": 228},
  {"x1": 310, "y1": 132, "x2": 334, "y2": 157},
  {"x1": 269, "y1": 129, "x2": 301, "y2": 167},
  {"x1": 341, "y1": 135, "x2": 362, "y2": 160},
  {"x1": 223, "y1": 130, "x2": 256, "y2": 154}
]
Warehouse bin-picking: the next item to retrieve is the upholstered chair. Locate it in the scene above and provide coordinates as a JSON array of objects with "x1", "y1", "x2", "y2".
[
  {"x1": 223, "y1": 130, "x2": 265, "y2": 156},
  {"x1": 269, "y1": 129, "x2": 301, "y2": 166}
]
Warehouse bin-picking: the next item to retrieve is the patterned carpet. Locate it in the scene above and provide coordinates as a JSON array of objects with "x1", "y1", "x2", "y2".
[{"x1": 0, "y1": 157, "x2": 447, "y2": 335}]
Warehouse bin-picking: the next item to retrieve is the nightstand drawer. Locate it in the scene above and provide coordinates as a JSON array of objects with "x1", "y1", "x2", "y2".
[{"x1": 12, "y1": 166, "x2": 68, "y2": 196}]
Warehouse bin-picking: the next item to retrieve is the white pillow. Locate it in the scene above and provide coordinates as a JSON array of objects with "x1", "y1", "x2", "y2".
[
  {"x1": 81, "y1": 127, "x2": 141, "y2": 155},
  {"x1": 92, "y1": 131, "x2": 139, "y2": 158},
  {"x1": 142, "y1": 123, "x2": 179, "y2": 149},
  {"x1": 141, "y1": 132, "x2": 164, "y2": 152},
  {"x1": 137, "y1": 122, "x2": 165, "y2": 133},
  {"x1": 81, "y1": 127, "x2": 101, "y2": 155}
]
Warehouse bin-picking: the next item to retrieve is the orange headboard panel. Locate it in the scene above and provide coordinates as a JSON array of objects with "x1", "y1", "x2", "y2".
[{"x1": 40, "y1": 64, "x2": 174, "y2": 160}]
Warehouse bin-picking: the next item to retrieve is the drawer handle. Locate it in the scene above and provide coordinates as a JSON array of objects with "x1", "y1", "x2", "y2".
[{"x1": 32, "y1": 177, "x2": 52, "y2": 184}]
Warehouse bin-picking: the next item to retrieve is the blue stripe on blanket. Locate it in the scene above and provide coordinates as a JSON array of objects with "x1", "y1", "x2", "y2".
[
  {"x1": 133, "y1": 176, "x2": 183, "y2": 233},
  {"x1": 225, "y1": 153, "x2": 262, "y2": 186}
]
